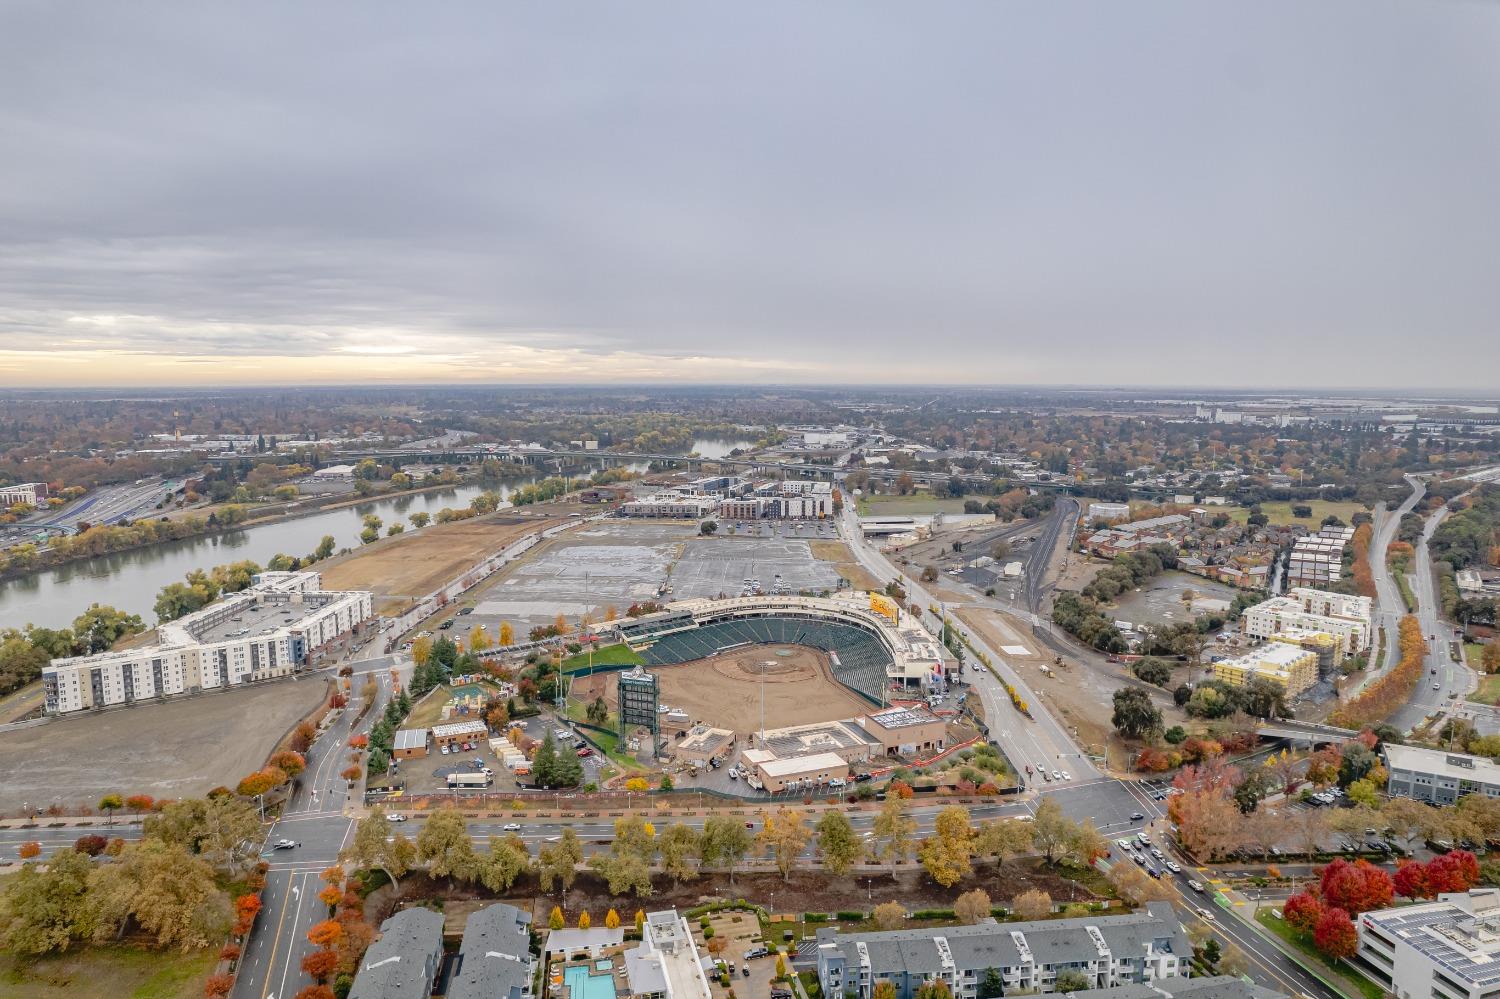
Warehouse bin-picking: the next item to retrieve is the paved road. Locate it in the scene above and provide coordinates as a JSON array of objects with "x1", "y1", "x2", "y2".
[
  {"x1": 838, "y1": 505, "x2": 1094, "y2": 783},
  {"x1": 1389, "y1": 485, "x2": 1473, "y2": 733}
]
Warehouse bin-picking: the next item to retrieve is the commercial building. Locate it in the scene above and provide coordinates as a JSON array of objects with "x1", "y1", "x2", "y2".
[
  {"x1": 1240, "y1": 587, "x2": 1372, "y2": 658},
  {"x1": 448, "y1": 903, "x2": 534, "y2": 999},
  {"x1": 42, "y1": 571, "x2": 373, "y2": 715},
  {"x1": 0, "y1": 481, "x2": 47, "y2": 506},
  {"x1": 431, "y1": 719, "x2": 488, "y2": 751},
  {"x1": 348, "y1": 907, "x2": 445, "y2": 999},
  {"x1": 674, "y1": 725, "x2": 736, "y2": 766},
  {"x1": 816, "y1": 902, "x2": 1191, "y2": 999},
  {"x1": 623, "y1": 910, "x2": 713, "y2": 999},
  {"x1": 1211, "y1": 641, "x2": 1320, "y2": 697},
  {"x1": 1354, "y1": 889, "x2": 1500, "y2": 999},
  {"x1": 741, "y1": 748, "x2": 849, "y2": 793},
  {"x1": 753, "y1": 719, "x2": 878, "y2": 765},
  {"x1": 393, "y1": 729, "x2": 429, "y2": 759},
  {"x1": 1383, "y1": 743, "x2": 1500, "y2": 805},
  {"x1": 859, "y1": 705, "x2": 948, "y2": 756}
]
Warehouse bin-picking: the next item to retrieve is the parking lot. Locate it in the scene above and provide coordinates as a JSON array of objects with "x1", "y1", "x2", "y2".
[
  {"x1": 385, "y1": 714, "x2": 605, "y2": 800},
  {"x1": 464, "y1": 520, "x2": 842, "y2": 634}
]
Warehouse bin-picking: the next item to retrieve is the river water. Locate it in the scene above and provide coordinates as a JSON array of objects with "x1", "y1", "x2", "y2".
[{"x1": 0, "y1": 438, "x2": 753, "y2": 631}]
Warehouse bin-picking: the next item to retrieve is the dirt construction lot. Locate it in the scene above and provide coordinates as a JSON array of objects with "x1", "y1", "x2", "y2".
[
  {"x1": 574, "y1": 645, "x2": 873, "y2": 735},
  {"x1": 318, "y1": 515, "x2": 558, "y2": 601},
  {"x1": 0, "y1": 678, "x2": 326, "y2": 812}
]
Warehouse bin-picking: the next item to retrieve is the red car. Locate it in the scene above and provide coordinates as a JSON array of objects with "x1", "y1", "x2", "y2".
[{"x1": 576, "y1": 747, "x2": 593, "y2": 758}]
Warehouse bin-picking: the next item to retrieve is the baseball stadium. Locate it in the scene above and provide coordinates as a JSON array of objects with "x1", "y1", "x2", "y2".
[{"x1": 573, "y1": 593, "x2": 950, "y2": 737}]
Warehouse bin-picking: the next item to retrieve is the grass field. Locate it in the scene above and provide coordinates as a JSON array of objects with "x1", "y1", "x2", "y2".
[
  {"x1": 856, "y1": 492, "x2": 979, "y2": 516},
  {"x1": 562, "y1": 643, "x2": 644, "y2": 674},
  {"x1": 317, "y1": 516, "x2": 554, "y2": 599},
  {"x1": 404, "y1": 684, "x2": 455, "y2": 729},
  {"x1": 0, "y1": 945, "x2": 216, "y2": 999},
  {"x1": 808, "y1": 539, "x2": 883, "y2": 591},
  {"x1": 1469, "y1": 672, "x2": 1500, "y2": 706},
  {"x1": 1253, "y1": 909, "x2": 1382, "y2": 999},
  {"x1": 1221, "y1": 499, "x2": 1371, "y2": 528}
]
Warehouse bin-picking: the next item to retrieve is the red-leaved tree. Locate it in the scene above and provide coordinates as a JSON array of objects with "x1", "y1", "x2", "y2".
[
  {"x1": 1283, "y1": 892, "x2": 1324, "y2": 936},
  {"x1": 1320, "y1": 858, "x2": 1393, "y2": 914},
  {"x1": 1313, "y1": 907, "x2": 1359, "y2": 961},
  {"x1": 1394, "y1": 860, "x2": 1432, "y2": 900},
  {"x1": 1428, "y1": 851, "x2": 1481, "y2": 894}
]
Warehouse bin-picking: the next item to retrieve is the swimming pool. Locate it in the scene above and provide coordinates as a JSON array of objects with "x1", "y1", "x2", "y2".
[{"x1": 563, "y1": 964, "x2": 618, "y2": 999}]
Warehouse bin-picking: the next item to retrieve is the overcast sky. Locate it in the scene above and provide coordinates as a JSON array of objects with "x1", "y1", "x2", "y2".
[{"x1": 2, "y1": 2, "x2": 1498, "y2": 389}]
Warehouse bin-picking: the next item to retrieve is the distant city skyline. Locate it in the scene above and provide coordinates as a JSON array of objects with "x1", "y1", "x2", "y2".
[{"x1": 2, "y1": 2, "x2": 1498, "y2": 389}]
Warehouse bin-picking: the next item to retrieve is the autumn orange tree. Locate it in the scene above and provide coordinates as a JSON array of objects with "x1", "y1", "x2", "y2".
[
  {"x1": 269, "y1": 751, "x2": 307, "y2": 777},
  {"x1": 1330, "y1": 617, "x2": 1426, "y2": 729},
  {"x1": 203, "y1": 974, "x2": 235, "y2": 998},
  {"x1": 1350, "y1": 523, "x2": 1377, "y2": 599},
  {"x1": 307, "y1": 919, "x2": 343, "y2": 949},
  {"x1": 1168, "y1": 759, "x2": 1244, "y2": 861},
  {"x1": 18, "y1": 840, "x2": 40, "y2": 859}
]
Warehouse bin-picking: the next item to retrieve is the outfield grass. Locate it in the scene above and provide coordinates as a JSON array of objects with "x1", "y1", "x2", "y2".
[
  {"x1": 1221, "y1": 499, "x2": 1371, "y2": 528},
  {"x1": 562, "y1": 643, "x2": 644, "y2": 674},
  {"x1": 0, "y1": 945, "x2": 216, "y2": 999},
  {"x1": 1253, "y1": 909, "x2": 1383, "y2": 999}
]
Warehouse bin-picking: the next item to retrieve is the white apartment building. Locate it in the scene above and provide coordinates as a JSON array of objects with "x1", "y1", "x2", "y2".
[
  {"x1": 1241, "y1": 587, "x2": 1372, "y2": 657},
  {"x1": 0, "y1": 482, "x2": 47, "y2": 506},
  {"x1": 817, "y1": 903, "x2": 1190, "y2": 999},
  {"x1": 42, "y1": 571, "x2": 373, "y2": 715},
  {"x1": 619, "y1": 494, "x2": 720, "y2": 519},
  {"x1": 623, "y1": 911, "x2": 713, "y2": 999},
  {"x1": 1355, "y1": 890, "x2": 1500, "y2": 999}
]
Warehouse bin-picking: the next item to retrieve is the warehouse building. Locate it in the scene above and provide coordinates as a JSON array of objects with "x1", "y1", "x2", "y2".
[
  {"x1": 740, "y1": 748, "x2": 849, "y2": 793},
  {"x1": 859, "y1": 705, "x2": 948, "y2": 756},
  {"x1": 42, "y1": 571, "x2": 373, "y2": 715},
  {"x1": 816, "y1": 902, "x2": 1191, "y2": 999}
]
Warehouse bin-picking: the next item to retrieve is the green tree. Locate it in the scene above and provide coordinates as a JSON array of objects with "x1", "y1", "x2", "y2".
[
  {"x1": 478, "y1": 834, "x2": 531, "y2": 892},
  {"x1": 658, "y1": 823, "x2": 701, "y2": 886},
  {"x1": 1054, "y1": 970, "x2": 1091, "y2": 992},
  {"x1": 699, "y1": 815, "x2": 753, "y2": 882},
  {"x1": 89, "y1": 839, "x2": 231, "y2": 949},
  {"x1": 756, "y1": 807, "x2": 812, "y2": 881},
  {"x1": 0, "y1": 849, "x2": 96, "y2": 955},
  {"x1": 342, "y1": 808, "x2": 415, "y2": 893},
  {"x1": 97, "y1": 793, "x2": 123, "y2": 824},
  {"x1": 815, "y1": 811, "x2": 860, "y2": 877},
  {"x1": 415, "y1": 807, "x2": 477, "y2": 881},
  {"x1": 1030, "y1": 798, "x2": 1076, "y2": 864},
  {"x1": 588, "y1": 817, "x2": 657, "y2": 897},
  {"x1": 873, "y1": 796, "x2": 917, "y2": 871},
  {"x1": 537, "y1": 827, "x2": 583, "y2": 894},
  {"x1": 143, "y1": 795, "x2": 259, "y2": 874},
  {"x1": 312, "y1": 535, "x2": 336, "y2": 561},
  {"x1": 1111, "y1": 687, "x2": 1162, "y2": 739},
  {"x1": 71, "y1": 604, "x2": 145, "y2": 654}
]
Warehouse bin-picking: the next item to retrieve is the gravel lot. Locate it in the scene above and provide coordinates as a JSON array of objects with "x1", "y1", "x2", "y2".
[{"x1": 0, "y1": 677, "x2": 327, "y2": 812}]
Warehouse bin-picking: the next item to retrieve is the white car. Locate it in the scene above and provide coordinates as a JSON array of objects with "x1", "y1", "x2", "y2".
[
  {"x1": 1196, "y1": 907, "x2": 1215, "y2": 921},
  {"x1": 1061, "y1": 771, "x2": 1071, "y2": 781},
  {"x1": 1187, "y1": 879, "x2": 1204, "y2": 893},
  {"x1": 1051, "y1": 771, "x2": 1063, "y2": 781},
  {"x1": 502, "y1": 822, "x2": 522, "y2": 832},
  {"x1": 1166, "y1": 860, "x2": 1181, "y2": 873},
  {"x1": 440, "y1": 744, "x2": 450, "y2": 755},
  {"x1": 273, "y1": 839, "x2": 299, "y2": 850},
  {"x1": 388, "y1": 813, "x2": 408, "y2": 823}
]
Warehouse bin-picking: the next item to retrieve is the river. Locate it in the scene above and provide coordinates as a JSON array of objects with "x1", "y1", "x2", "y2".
[{"x1": 0, "y1": 438, "x2": 751, "y2": 631}]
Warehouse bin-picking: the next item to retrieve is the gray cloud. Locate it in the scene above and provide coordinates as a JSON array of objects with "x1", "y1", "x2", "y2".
[{"x1": 1, "y1": 1, "x2": 1498, "y2": 386}]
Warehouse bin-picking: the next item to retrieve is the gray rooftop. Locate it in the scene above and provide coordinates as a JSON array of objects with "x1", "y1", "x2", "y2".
[
  {"x1": 1365, "y1": 892, "x2": 1500, "y2": 989},
  {"x1": 449, "y1": 903, "x2": 534, "y2": 999},
  {"x1": 348, "y1": 907, "x2": 444, "y2": 999},
  {"x1": 817, "y1": 902, "x2": 1188, "y2": 976}
]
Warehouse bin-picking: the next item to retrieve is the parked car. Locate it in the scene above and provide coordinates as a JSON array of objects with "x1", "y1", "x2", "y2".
[
  {"x1": 389, "y1": 814, "x2": 408, "y2": 823},
  {"x1": 576, "y1": 747, "x2": 593, "y2": 758},
  {"x1": 273, "y1": 839, "x2": 299, "y2": 850}
]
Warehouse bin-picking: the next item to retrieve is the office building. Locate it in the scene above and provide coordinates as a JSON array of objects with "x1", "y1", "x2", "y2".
[
  {"x1": 816, "y1": 902, "x2": 1191, "y2": 999},
  {"x1": 1383, "y1": 744, "x2": 1500, "y2": 805},
  {"x1": 42, "y1": 571, "x2": 373, "y2": 715},
  {"x1": 1355, "y1": 889, "x2": 1500, "y2": 999}
]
